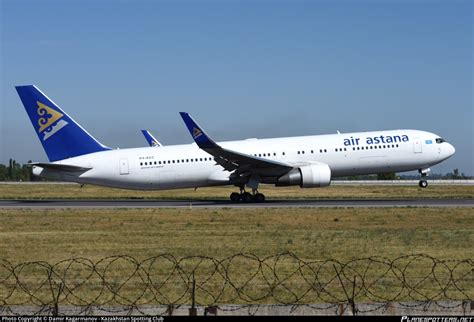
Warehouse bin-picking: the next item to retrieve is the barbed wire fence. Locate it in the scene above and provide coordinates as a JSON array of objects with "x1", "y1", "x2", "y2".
[{"x1": 0, "y1": 253, "x2": 472, "y2": 316}]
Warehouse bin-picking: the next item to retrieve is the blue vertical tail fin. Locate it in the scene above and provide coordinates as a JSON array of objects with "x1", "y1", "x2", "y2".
[{"x1": 15, "y1": 85, "x2": 110, "y2": 162}]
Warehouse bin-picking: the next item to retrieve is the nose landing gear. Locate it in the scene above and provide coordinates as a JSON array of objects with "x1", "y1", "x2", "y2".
[
  {"x1": 418, "y1": 168, "x2": 430, "y2": 188},
  {"x1": 419, "y1": 180, "x2": 428, "y2": 188}
]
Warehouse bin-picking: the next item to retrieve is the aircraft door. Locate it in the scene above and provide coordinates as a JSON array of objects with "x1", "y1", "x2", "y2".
[
  {"x1": 413, "y1": 138, "x2": 422, "y2": 153},
  {"x1": 119, "y1": 158, "x2": 129, "y2": 175}
]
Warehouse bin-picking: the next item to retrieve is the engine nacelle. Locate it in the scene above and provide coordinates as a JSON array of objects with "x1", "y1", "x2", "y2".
[{"x1": 276, "y1": 163, "x2": 331, "y2": 188}]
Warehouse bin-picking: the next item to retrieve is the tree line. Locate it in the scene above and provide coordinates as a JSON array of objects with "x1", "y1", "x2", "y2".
[
  {"x1": 0, "y1": 159, "x2": 37, "y2": 181},
  {"x1": 0, "y1": 159, "x2": 471, "y2": 181}
]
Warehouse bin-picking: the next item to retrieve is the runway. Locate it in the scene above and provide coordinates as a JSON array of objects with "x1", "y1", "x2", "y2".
[{"x1": 0, "y1": 198, "x2": 472, "y2": 209}]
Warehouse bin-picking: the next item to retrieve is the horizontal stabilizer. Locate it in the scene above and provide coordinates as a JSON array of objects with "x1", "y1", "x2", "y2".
[{"x1": 28, "y1": 162, "x2": 92, "y2": 172}]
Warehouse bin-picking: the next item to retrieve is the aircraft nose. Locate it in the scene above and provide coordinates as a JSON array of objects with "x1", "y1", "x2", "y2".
[{"x1": 447, "y1": 143, "x2": 455, "y2": 157}]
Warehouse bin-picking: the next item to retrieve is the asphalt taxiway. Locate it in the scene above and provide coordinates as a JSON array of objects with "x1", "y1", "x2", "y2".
[{"x1": 0, "y1": 198, "x2": 472, "y2": 209}]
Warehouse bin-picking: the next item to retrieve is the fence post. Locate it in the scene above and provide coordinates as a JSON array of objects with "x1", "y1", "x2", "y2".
[
  {"x1": 333, "y1": 264, "x2": 357, "y2": 316},
  {"x1": 189, "y1": 272, "x2": 197, "y2": 316},
  {"x1": 350, "y1": 275, "x2": 357, "y2": 315},
  {"x1": 47, "y1": 269, "x2": 63, "y2": 316}
]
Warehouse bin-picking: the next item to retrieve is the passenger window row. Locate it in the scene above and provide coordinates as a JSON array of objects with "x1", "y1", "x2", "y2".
[
  {"x1": 298, "y1": 144, "x2": 401, "y2": 154},
  {"x1": 253, "y1": 153, "x2": 278, "y2": 157},
  {"x1": 352, "y1": 144, "x2": 399, "y2": 151},
  {"x1": 140, "y1": 157, "x2": 213, "y2": 166},
  {"x1": 298, "y1": 149, "x2": 328, "y2": 154},
  {"x1": 140, "y1": 143, "x2": 402, "y2": 167}
]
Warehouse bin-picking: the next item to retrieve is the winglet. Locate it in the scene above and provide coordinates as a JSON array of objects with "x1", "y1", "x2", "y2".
[
  {"x1": 141, "y1": 130, "x2": 162, "y2": 147},
  {"x1": 179, "y1": 112, "x2": 218, "y2": 149}
]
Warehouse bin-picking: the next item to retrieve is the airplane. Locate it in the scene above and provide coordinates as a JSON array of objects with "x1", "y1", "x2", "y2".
[
  {"x1": 141, "y1": 130, "x2": 162, "y2": 147},
  {"x1": 15, "y1": 85, "x2": 456, "y2": 203}
]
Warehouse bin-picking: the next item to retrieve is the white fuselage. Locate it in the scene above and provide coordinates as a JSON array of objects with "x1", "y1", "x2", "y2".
[{"x1": 34, "y1": 129, "x2": 455, "y2": 190}]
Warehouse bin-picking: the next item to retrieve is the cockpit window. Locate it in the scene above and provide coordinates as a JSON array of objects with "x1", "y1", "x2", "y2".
[{"x1": 435, "y1": 138, "x2": 446, "y2": 144}]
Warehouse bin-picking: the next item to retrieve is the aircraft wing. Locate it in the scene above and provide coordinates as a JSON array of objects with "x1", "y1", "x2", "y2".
[{"x1": 179, "y1": 112, "x2": 293, "y2": 177}]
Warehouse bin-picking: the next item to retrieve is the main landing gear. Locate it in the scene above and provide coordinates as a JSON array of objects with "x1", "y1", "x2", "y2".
[
  {"x1": 229, "y1": 188, "x2": 265, "y2": 203},
  {"x1": 418, "y1": 168, "x2": 430, "y2": 188}
]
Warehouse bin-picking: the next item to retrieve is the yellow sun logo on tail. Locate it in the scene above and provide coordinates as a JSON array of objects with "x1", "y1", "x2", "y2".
[{"x1": 36, "y1": 101, "x2": 68, "y2": 140}]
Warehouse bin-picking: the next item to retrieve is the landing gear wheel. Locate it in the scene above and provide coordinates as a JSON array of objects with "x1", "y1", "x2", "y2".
[
  {"x1": 242, "y1": 192, "x2": 254, "y2": 203},
  {"x1": 230, "y1": 192, "x2": 241, "y2": 203},
  {"x1": 419, "y1": 180, "x2": 428, "y2": 188},
  {"x1": 254, "y1": 193, "x2": 265, "y2": 203}
]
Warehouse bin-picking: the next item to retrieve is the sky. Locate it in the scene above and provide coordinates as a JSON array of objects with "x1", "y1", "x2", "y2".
[{"x1": 1, "y1": 0, "x2": 472, "y2": 175}]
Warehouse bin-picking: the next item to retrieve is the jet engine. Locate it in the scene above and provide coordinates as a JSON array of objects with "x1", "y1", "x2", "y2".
[{"x1": 276, "y1": 163, "x2": 331, "y2": 188}]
